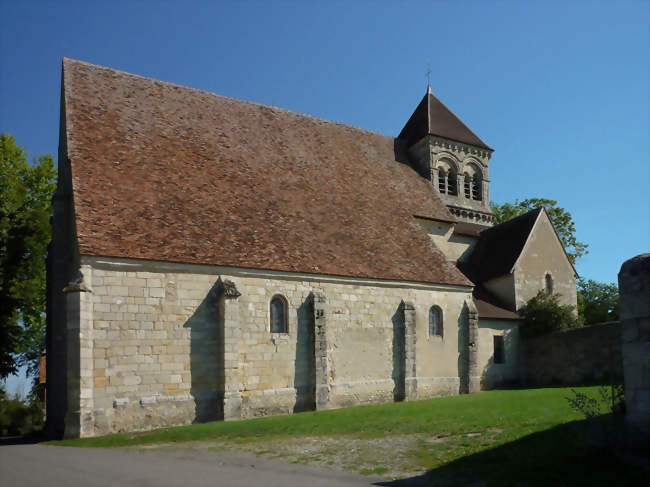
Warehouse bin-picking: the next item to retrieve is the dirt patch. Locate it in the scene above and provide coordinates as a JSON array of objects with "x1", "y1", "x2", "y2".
[
  {"x1": 134, "y1": 430, "x2": 504, "y2": 480},
  {"x1": 136, "y1": 435, "x2": 424, "y2": 478}
]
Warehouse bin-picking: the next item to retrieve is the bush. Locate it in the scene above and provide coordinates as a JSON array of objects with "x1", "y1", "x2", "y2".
[
  {"x1": 566, "y1": 384, "x2": 625, "y2": 420},
  {"x1": 519, "y1": 290, "x2": 580, "y2": 338},
  {"x1": 0, "y1": 386, "x2": 44, "y2": 437}
]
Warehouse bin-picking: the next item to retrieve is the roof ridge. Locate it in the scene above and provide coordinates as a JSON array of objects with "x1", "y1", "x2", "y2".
[
  {"x1": 482, "y1": 206, "x2": 543, "y2": 233},
  {"x1": 62, "y1": 57, "x2": 394, "y2": 141},
  {"x1": 426, "y1": 88, "x2": 432, "y2": 133}
]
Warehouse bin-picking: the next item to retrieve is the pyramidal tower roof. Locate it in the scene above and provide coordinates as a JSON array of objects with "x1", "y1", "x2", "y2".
[{"x1": 398, "y1": 88, "x2": 492, "y2": 150}]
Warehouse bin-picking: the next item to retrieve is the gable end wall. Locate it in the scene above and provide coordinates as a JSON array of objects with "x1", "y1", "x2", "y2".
[{"x1": 513, "y1": 213, "x2": 577, "y2": 310}]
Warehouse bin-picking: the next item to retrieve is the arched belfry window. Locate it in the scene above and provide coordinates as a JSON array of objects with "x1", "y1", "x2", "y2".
[
  {"x1": 270, "y1": 295, "x2": 288, "y2": 333},
  {"x1": 545, "y1": 274, "x2": 554, "y2": 295},
  {"x1": 446, "y1": 169, "x2": 458, "y2": 196},
  {"x1": 437, "y1": 161, "x2": 457, "y2": 196},
  {"x1": 464, "y1": 172, "x2": 471, "y2": 199},
  {"x1": 438, "y1": 169, "x2": 447, "y2": 193},
  {"x1": 429, "y1": 306, "x2": 443, "y2": 337},
  {"x1": 463, "y1": 163, "x2": 483, "y2": 201},
  {"x1": 472, "y1": 173, "x2": 482, "y2": 201}
]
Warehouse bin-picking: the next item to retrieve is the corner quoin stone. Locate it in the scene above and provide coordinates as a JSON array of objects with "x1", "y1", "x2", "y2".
[
  {"x1": 403, "y1": 301, "x2": 418, "y2": 401},
  {"x1": 312, "y1": 290, "x2": 330, "y2": 410}
]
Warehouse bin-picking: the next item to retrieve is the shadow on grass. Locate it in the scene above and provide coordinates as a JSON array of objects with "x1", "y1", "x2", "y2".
[{"x1": 375, "y1": 416, "x2": 648, "y2": 487}]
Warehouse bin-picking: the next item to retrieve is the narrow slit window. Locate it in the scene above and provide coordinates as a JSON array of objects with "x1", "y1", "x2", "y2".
[
  {"x1": 545, "y1": 273, "x2": 554, "y2": 295},
  {"x1": 270, "y1": 295, "x2": 288, "y2": 333},
  {"x1": 493, "y1": 335, "x2": 505, "y2": 364}
]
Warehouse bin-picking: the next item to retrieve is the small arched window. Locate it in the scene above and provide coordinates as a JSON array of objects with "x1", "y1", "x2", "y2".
[
  {"x1": 545, "y1": 274, "x2": 554, "y2": 295},
  {"x1": 429, "y1": 306, "x2": 443, "y2": 337},
  {"x1": 270, "y1": 295, "x2": 288, "y2": 333}
]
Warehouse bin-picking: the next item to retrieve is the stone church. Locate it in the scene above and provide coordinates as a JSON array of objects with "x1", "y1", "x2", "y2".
[{"x1": 47, "y1": 58, "x2": 577, "y2": 438}]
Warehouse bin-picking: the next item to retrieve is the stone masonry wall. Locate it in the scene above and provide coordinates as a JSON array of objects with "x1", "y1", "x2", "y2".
[
  {"x1": 513, "y1": 211, "x2": 577, "y2": 311},
  {"x1": 522, "y1": 322, "x2": 622, "y2": 387},
  {"x1": 477, "y1": 319, "x2": 520, "y2": 389},
  {"x1": 80, "y1": 257, "x2": 472, "y2": 436},
  {"x1": 618, "y1": 254, "x2": 650, "y2": 442}
]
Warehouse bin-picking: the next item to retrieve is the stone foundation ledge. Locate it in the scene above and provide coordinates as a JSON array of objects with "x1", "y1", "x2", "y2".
[
  {"x1": 331, "y1": 378, "x2": 395, "y2": 390},
  {"x1": 111, "y1": 393, "x2": 197, "y2": 408},
  {"x1": 329, "y1": 379, "x2": 395, "y2": 408},
  {"x1": 416, "y1": 376, "x2": 460, "y2": 397},
  {"x1": 242, "y1": 388, "x2": 297, "y2": 418}
]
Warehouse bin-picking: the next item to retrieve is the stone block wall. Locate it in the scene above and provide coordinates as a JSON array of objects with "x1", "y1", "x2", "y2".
[
  {"x1": 70, "y1": 257, "x2": 472, "y2": 436},
  {"x1": 477, "y1": 319, "x2": 520, "y2": 389},
  {"x1": 512, "y1": 212, "x2": 577, "y2": 311},
  {"x1": 522, "y1": 322, "x2": 622, "y2": 387}
]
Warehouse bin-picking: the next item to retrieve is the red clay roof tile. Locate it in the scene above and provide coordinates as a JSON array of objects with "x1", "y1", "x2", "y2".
[{"x1": 62, "y1": 58, "x2": 471, "y2": 287}]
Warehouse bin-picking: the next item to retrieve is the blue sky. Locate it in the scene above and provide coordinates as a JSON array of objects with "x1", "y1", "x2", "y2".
[{"x1": 0, "y1": 0, "x2": 648, "y2": 391}]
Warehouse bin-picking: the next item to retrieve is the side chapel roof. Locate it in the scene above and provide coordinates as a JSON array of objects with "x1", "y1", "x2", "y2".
[
  {"x1": 463, "y1": 206, "x2": 578, "y2": 283},
  {"x1": 453, "y1": 221, "x2": 491, "y2": 238},
  {"x1": 463, "y1": 207, "x2": 544, "y2": 283},
  {"x1": 61, "y1": 58, "x2": 471, "y2": 287},
  {"x1": 472, "y1": 286, "x2": 520, "y2": 320},
  {"x1": 398, "y1": 88, "x2": 493, "y2": 150}
]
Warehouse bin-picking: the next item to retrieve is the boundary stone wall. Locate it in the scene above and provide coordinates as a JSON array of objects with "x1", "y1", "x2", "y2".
[{"x1": 522, "y1": 322, "x2": 622, "y2": 386}]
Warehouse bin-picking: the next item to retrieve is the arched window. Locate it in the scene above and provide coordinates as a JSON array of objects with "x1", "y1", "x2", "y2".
[
  {"x1": 462, "y1": 163, "x2": 482, "y2": 201},
  {"x1": 429, "y1": 306, "x2": 443, "y2": 337},
  {"x1": 545, "y1": 274, "x2": 554, "y2": 295},
  {"x1": 437, "y1": 161, "x2": 458, "y2": 196},
  {"x1": 463, "y1": 172, "x2": 471, "y2": 199},
  {"x1": 270, "y1": 295, "x2": 288, "y2": 333},
  {"x1": 472, "y1": 173, "x2": 482, "y2": 201}
]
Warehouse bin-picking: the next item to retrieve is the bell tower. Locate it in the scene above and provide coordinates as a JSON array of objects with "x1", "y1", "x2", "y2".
[{"x1": 398, "y1": 87, "x2": 494, "y2": 225}]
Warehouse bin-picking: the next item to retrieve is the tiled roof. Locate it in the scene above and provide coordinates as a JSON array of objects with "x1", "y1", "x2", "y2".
[
  {"x1": 398, "y1": 89, "x2": 492, "y2": 150},
  {"x1": 474, "y1": 298, "x2": 520, "y2": 320},
  {"x1": 464, "y1": 208, "x2": 543, "y2": 283},
  {"x1": 472, "y1": 286, "x2": 520, "y2": 320},
  {"x1": 62, "y1": 58, "x2": 471, "y2": 287},
  {"x1": 454, "y1": 221, "x2": 491, "y2": 237}
]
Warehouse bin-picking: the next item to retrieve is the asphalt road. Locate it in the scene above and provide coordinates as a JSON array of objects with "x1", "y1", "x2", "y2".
[{"x1": 0, "y1": 442, "x2": 397, "y2": 487}]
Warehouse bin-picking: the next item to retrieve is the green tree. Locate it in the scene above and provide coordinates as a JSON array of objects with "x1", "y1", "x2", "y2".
[
  {"x1": 577, "y1": 278, "x2": 619, "y2": 325},
  {"x1": 0, "y1": 133, "x2": 56, "y2": 378},
  {"x1": 518, "y1": 290, "x2": 580, "y2": 338},
  {"x1": 490, "y1": 198, "x2": 588, "y2": 264}
]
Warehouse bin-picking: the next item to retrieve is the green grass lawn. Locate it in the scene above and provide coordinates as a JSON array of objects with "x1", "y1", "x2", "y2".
[{"x1": 48, "y1": 387, "x2": 648, "y2": 486}]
